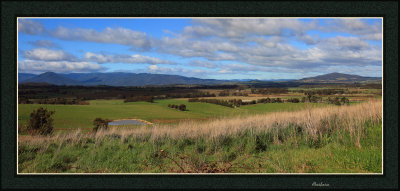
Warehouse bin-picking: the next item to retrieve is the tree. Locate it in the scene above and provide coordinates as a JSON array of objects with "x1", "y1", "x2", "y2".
[
  {"x1": 27, "y1": 107, "x2": 55, "y2": 135},
  {"x1": 178, "y1": 104, "x2": 187, "y2": 111},
  {"x1": 93, "y1": 118, "x2": 111, "y2": 132}
]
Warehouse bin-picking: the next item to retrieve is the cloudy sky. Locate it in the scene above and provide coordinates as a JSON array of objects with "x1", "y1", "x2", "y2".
[{"x1": 18, "y1": 18, "x2": 382, "y2": 80}]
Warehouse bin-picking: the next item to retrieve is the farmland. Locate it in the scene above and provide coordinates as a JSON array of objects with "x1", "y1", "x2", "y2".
[
  {"x1": 17, "y1": 83, "x2": 382, "y2": 173},
  {"x1": 18, "y1": 99, "x2": 382, "y2": 173},
  {"x1": 18, "y1": 99, "x2": 327, "y2": 130}
]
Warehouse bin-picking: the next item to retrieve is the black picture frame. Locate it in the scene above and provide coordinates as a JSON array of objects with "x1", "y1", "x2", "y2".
[{"x1": 1, "y1": 0, "x2": 398, "y2": 189}]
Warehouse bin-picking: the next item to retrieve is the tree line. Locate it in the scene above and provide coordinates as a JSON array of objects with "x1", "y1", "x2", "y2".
[
  {"x1": 251, "y1": 88, "x2": 288, "y2": 95},
  {"x1": 18, "y1": 97, "x2": 89, "y2": 105},
  {"x1": 124, "y1": 96, "x2": 154, "y2": 103}
]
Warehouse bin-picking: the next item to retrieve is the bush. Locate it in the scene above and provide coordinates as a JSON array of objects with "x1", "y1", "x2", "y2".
[
  {"x1": 287, "y1": 98, "x2": 300, "y2": 103},
  {"x1": 93, "y1": 118, "x2": 111, "y2": 132},
  {"x1": 168, "y1": 104, "x2": 187, "y2": 111},
  {"x1": 27, "y1": 107, "x2": 55, "y2": 135},
  {"x1": 18, "y1": 124, "x2": 27, "y2": 134},
  {"x1": 178, "y1": 104, "x2": 186, "y2": 111}
]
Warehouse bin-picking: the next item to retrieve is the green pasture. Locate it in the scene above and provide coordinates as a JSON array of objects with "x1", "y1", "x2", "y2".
[{"x1": 18, "y1": 99, "x2": 329, "y2": 129}]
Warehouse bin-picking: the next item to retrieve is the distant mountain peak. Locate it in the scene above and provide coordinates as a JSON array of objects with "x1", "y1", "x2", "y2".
[
  {"x1": 20, "y1": 72, "x2": 228, "y2": 86},
  {"x1": 298, "y1": 72, "x2": 381, "y2": 83},
  {"x1": 21, "y1": 72, "x2": 79, "y2": 85}
]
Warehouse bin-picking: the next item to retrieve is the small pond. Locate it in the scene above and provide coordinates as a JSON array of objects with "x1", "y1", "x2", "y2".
[{"x1": 108, "y1": 119, "x2": 146, "y2": 126}]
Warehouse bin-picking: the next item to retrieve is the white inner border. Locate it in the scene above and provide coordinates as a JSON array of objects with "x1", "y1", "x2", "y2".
[{"x1": 16, "y1": 17, "x2": 384, "y2": 175}]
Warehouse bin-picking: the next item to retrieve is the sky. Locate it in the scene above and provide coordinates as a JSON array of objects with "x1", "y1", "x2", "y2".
[{"x1": 17, "y1": 18, "x2": 382, "y2": 80}]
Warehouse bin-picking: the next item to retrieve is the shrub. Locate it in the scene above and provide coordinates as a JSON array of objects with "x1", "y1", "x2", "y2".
[
  {"x1": 18, "y1": 124, "x2": 27, "y2": 134},
  {"x1": 178, "y1": 104, "x2": 186, "y2": 111},
  {"x1": 168, "y1": 104, "x2": 187, "y2": 111},
  {"x1": 27, "y1": 107, "x2": 55, "y2": 135},
  {"x1": 93, "y1": 118, "x2": 111, "y2": 132},
  {"x1": 287, "y1": 98, "x2": 300, "y2": 103}
]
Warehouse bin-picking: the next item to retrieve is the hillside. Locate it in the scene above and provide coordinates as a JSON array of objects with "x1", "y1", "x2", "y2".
[
  {"x1": 19, "y1": 72, "x2": 382, "y2": 86},
  {"x1": 296, "y1": 72, "x2": 381, "y2": 83},
  {"x1": 20, "y1": 72, "x2": 227, "y2": 86},
  {"x1": 18, "y1": 73, "x2": 37, "y2": 83},
  {"x1": 21, "y1": 72, "x2": 80, "y2": 85}
]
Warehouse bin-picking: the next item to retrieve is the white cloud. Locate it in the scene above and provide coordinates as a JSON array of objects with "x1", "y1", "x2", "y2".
[
  {"x1": 187, "y1": 18, "x2": 317, "y2": 39},
  {"x1": 18, "y1": 19, "x2": 44, "y2": 35},
  {"x1": 28, "y1": 40, "x2": 60, "y2": 48},
  {"x1": 148, "y1": 65, "x2": 158, "y2": 70},
  {"x1": 83, "y1": 52, "x2": 174, "y2": 65},
  {"x1": 19, "y1": 60, "x2": 103, "y2": 73},
  {"x1": 23, "y1": 48, "x2": 76, "y2": 61},
  {"x1": 189, "y1": 60, "x2": 217, "y2": 68},
  {"x1": 326, "y1": 19, "x2": 382, "y2": 41},
  {"x1": 51, "y1": 26, "x2": 152, "y2": 50},
  {"x1": 323, "y1": 36, "x2": 370, "y2": 50},
  {"x1": 147, "y1": 65, "x2": 208, "y2": 77}
]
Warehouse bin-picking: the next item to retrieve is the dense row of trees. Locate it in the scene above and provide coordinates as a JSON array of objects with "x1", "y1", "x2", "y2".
[
  {"x1": 232, "y1": 92, "x2": 248, "y2": 96},
  {"x1": 18, "y1": 98, "x2": 90, "y2": 105},
  {"x1": 304, "y1": 94, "x2": 324, "y2": 103},
  {"x1": 292, "y1": 89, "x2": 345, "y2": 95},
  {"x1": 165, "y1": 92, "x2": 216, "y2": 98},
  {"x1": 168, "y1": 104, "x2": 187, "y2": 111},
  {"x1": 124, "y1": 96, "x2": 154, "y2": 103},
  {"x1": 293, "y1": 86, "x2": 381, "y2": 96},
  {"x1": 255, "y1": 98, "x2": 283, "y2": 104},
  {"x1": 188, "y1": 98, "x2": 236, "y2": 108},
  {"x1": 251, "y1": 88, "x2": 288, "y2": 95},
  {"x1": 326, "y1": 97, "x2": 350, "y2": 105},
  {"x1": 188, "y1": 97, "x2": 287, "y2": 108},
  {"x1": 286, "y1": 98, "x2": 300, "y2": 103},
  {"x1": 218, "y1": 90, "x2": 230, "y2": 96},
  {"x1": 218, "y1": 90, "x2": 248, "y2": 97}
]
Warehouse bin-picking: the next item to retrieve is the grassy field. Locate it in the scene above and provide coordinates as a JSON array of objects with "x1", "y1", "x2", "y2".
[
  {"x1": 18, "y1": 100, "x2": 382, "y2": 173},
  {"x1": 18, "y1": 99, "x2": 327, "y2": 129}
]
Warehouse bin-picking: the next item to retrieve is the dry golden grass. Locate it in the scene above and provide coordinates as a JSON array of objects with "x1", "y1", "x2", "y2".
[{"x1": 19, "y1": 99, "x2": 382, "y2": 147}]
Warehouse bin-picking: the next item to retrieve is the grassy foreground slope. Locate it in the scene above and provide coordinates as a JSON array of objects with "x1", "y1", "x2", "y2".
[
  {"x1": 18, "y1": 100, "x2": 382, "y2": 173},
  {"x1": 18, "y1": 99, "x2": 325, "y2": 129}
]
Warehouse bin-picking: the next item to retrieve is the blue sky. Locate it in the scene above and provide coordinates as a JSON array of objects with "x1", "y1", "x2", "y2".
[{"x1": 18, "y1": 18, "x2": 382, "y2": 80}]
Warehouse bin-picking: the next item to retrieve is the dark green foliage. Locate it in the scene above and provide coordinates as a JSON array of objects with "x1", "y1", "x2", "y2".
[
  {"x1": 257, "y1": 98, "x2": 267, "y2": 103},
  {"x1": 27, "y1": 107, "x2": 55, "y2": 135},
  {"x1": 326, "y1": 97, "x2": 350, "y2": 106},
  {"x1": 218, "y1": 90, "x2": 230, "y2": 96},
  {"x1": 287, "y1": 98, "x2": 300, "y2": 103},
  {"x1": 168, "y1": 104, "x2": 187, "y2": 111},
  {"x1": 18, "y1": 124, "x2": 27, "y2": 134},
  {"x1": 124, "y1": 96, "x2": 154, "y2": 103},
  {"x1": 232, "y1": 92, "x2": 248, "y2": 96},
  {"x1": 93, "y1": 118, "x2": 111, "y2": 132},
  {"x1": 251, "y1": 88, "x2": 288, "y2": 95},
  {"x1": 255, "y1": 135, "x2": 268, "y2": 152},
  {"x1": 188, "y1": 98, "x2": 235, "y2": 108},
  {"x1": 196, "y1": 142, "x2": 207, "y2": 154},
  {"x1": 178, "y1": 104, "x2": 186, "y2": 111}
]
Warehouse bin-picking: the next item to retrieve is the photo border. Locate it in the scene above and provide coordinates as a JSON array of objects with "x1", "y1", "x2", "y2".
[{"x1": 2, "y1": 0, "x2": 398, "y2": 189}]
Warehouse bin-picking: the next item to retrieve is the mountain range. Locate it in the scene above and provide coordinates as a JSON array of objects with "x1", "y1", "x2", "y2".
[
  {"x1": 296, "y1": 72, "x2": 381, "y2": 83},
  {"x1": 18, "y1": 72, "x2": 228, "y2": 86},
  {"x1": 18, "y1": 72, "x2": 381, "y2": 86}
]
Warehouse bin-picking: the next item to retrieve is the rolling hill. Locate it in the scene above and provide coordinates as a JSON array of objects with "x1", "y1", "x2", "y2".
[
  {"x1": 20, "y1": 72, "x2": 227, "y2": 86},
  {"x1": 19, "y1": 72, "x2": 382, "y2": 86},
  {"x1": 296, "y1": 72, "x2": 381, "y2": 83},
  {"x1": 20, "y1": 72, "x2": 80, "y2": 85}
]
